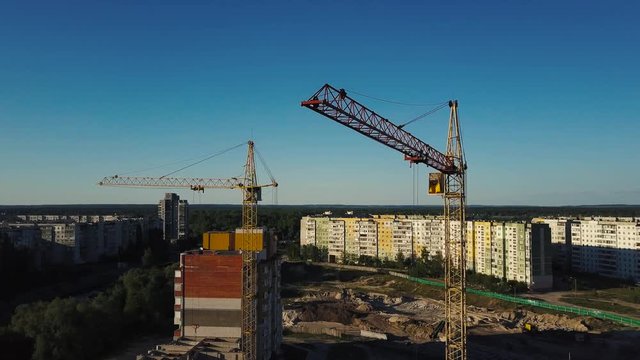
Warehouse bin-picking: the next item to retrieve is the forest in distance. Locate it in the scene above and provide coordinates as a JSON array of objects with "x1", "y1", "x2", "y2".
[
  {"x1": 2, "y1": 204, "x2": 639, "y2": 239},
  {"x1": 3, "y1": 203, "x2": 639, "y2": 220}
]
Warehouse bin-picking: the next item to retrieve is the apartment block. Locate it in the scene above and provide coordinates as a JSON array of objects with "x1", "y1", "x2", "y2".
[
  {"x1": 489, "y1": 222, "x2": 507, "y2": 279},
  {"x1": 355, "y1": 219, "x2": 378, "y2": 258},
  {"x1": 472, "y1": 221, "x2": 492, "y2": 275},
  {"x1": 328, "y1": 219, "x2": 346, "y2": 263},
  {"x1": 15, "y1": 214, "x2": 120, "y2": 223},
  {"x1": 158, "y1": 193, "x2": 189, "y2": 243},
  {"x1": 570, "y1": 218, "x2": 640, "y2": 281},
  {"x1": 533, "y1": 217, "x2": 640, "y2": 282},
  {"x1": 533, "y1": 217, "x2": 572, "y2": 270},
  {"x1": 529, "y1": 223, "x2": 553, "y2": 288},
  {"x1": 411, "y1": 216, "x2": 444, "y2": 259},
  {"x1": 503, "y1": 222, "x2": 528, "y2": 283},
  {"x1": 299, "y1": 217, "x2": 316, "y2": 247},
  {"x1": 392, "y1": 218, "x2": 413, "y2": 260},
  {"x1": 344, "y1": 219, "x2": 359, "y2": 259},
  {"x1": 300, "y1": 215, "x2": 553, "y2": 289},
  {"x1": 374, "y1": 215, "x2": 395, "y2": 260},
  {"x1": 2, "y1": 218, "x2": 143, "y2": 265}
]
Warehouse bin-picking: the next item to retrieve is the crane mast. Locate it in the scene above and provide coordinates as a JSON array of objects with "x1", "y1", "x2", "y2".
[
  {"x1": 241, "y1": 141, "x2": 258, "y2": 360},
  {"x1": 98, "y1": 141, "x2": 275, "y2": 360},
  {"x1": 301, "y1": 85, "x2": 467, "y2": 360},
  {"x1": 444, "y1": 101, "x2": 466, "y2": 360}
]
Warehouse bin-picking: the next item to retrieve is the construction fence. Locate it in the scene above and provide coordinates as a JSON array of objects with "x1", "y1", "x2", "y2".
[{"x1": 388, "y1": 271, "x2": 640, "y2": 328}]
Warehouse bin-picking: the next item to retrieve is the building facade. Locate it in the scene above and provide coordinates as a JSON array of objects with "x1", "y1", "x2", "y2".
[
  {"x1": 2, "y1": 217, "x2": 144, "y2": 265},
  {"x1": 534, "y1": 217, "x2": 640, "y2": 282},
  {"x1": 174, "y1": 227, "x2": 282, "y2": 359},
  {"x1": 300, "y1": 214, "x2": 553, "y2": 289},
  {"x1": 158, "y1": 193, "x2": 189, "y2": 242}
]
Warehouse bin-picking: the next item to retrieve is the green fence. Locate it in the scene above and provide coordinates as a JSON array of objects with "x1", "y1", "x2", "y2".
[{"x1": 388, "y1": 271, "x2": 640, "y2": 328}]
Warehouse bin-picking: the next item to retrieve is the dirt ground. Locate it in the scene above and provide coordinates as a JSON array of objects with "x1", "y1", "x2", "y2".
[{"x1": 280, "y1": 263, "x2": 640, "y2": 360}]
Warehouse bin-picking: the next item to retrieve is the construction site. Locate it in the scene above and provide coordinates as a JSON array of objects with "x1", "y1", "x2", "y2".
[
  {"x1": 97, "y1": 85, "x2": 640, "y2": 360},
  {"x1": 279, "y1": 262, "x2": 640, "y2": 360},
  {"x1": 4, "y1": 3, "x2": 638, "y2": 360}
]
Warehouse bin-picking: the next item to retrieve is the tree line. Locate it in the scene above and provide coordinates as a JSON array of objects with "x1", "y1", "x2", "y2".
[{"x1": 1, "y1": 263, "x2": 177, "y2": 360}]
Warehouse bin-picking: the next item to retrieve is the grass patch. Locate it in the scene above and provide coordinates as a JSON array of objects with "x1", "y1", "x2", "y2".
[
  {"x1": 570, "y1": 272, "x2": 635, "y2": 291},
  {"x1": 579, "y1": 288, "x2": 640, "y2": 305},
  {"x1": 560, "y1": 296, "x2": 640, "y2": 318}
]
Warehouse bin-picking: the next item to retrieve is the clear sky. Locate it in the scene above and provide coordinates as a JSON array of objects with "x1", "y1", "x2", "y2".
[{"x1": 1, "y1": 0, "x2": 638, "y2": 206}]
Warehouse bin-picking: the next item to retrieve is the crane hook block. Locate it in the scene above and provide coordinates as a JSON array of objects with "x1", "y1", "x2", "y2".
[{"x1": 190, "y1": 185, "x2": 205, "y2": 193}]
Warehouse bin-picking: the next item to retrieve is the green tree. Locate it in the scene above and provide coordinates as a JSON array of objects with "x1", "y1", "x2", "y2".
[
  {"x1": 395, "y1": 251, "x2": 405, "y2": 268},
  {"x1": 286, "y1": 242, "x2": 300, "y2": 260},
  {"x1": 300, "y1": 244, "x2": 328, "y2": 262},
  {"x1": 9, "y1": 264, "x2": 177, "y2": 360},
  {"x1": 141, "y1": 247, "x2": 156, "y2": 267}
]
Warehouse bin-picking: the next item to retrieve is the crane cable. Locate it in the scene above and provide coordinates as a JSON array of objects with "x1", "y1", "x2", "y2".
[
  {"x1": 254, "y1": 146, "x2": 277, "y2": 186},
  {"x1": 348, "y1": 89, "x2": 446, "y2": 107},
  {"x1": 254, "y1": 145, "x2": 278, "y2": 205},
  {"x1": 347, "y1": 88, "x2": 449, "y2": 129},
  {"x1": 398, "y1": 102, "x2": 449, "y2": 129},
  {"x1": 117, "y1": 142, "x2": 245, "y2": 177},
  {"x1": 159, "y1": 142, "x2": 246, "y2": 179}
]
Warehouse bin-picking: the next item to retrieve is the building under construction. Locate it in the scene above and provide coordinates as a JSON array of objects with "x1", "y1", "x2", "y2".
[{"x1": 167, "y1": 228, "x2": 281, "y2": 360}]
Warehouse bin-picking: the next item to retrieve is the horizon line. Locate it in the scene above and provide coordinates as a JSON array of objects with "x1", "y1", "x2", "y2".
[{"x1": 1, "y1": 203, "x2": 639, "y2": 208}]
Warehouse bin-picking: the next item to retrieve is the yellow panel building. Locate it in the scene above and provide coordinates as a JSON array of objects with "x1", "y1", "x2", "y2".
[{"x1": 373, "y1": 215, "x2": 395, "y2": 260}]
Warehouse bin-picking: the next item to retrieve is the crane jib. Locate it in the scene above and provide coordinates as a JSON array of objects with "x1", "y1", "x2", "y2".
[{"x1": 301, "y1": 84, "x2": 458, "y2": 174}]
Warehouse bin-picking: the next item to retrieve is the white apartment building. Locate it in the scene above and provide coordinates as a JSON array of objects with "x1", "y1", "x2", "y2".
[
  {"x1": 403, "y1": 215, "x2": 444, "y2": 261},
  {"x1": 534, "y1": 217, "x2": 640, "y2": 282},
  {"x1": 4, "y1": 219, "x2": 143, "y2": 265},
  {"x1": 300, "y1": 217, "x2": 316, "y2": 247},
  {"x1": 392, "y1": 219, "x2": 413, "y2": 259},
  {"x1": 570, "y1": 218, "x2": 640, "y2": 281},
  {"x1": 300, "y1": 215, "x2": 553, "y2": 288},
  {"x1": 16, "y1": 214, "x2": 120, "y2": 223},
  {"x1": 328, "y1": 219, "x2": 346, "y2": 263},
  {"x1": 356, "y1": 219, "x2": 378, "y2": 258}
]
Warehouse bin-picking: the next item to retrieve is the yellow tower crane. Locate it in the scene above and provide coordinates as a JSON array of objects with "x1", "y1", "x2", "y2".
[
  {"x1": 301, "y1": 85, "x2": 467, "y2": 360},
  {"x1": 98, "y1": 141, "x2": 277, "y2": 360}
]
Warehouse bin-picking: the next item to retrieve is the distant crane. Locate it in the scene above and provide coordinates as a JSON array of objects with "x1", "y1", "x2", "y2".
[
  {"x1": 301, "y1": 84, "x2": 467, "y2": 360},
  {"x1": 98, "y1": 141, "x2": 277, "y2": 360}
]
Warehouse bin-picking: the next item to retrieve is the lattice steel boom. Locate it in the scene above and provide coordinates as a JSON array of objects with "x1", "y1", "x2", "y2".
[
  {"x1": 301, "y1": 84, "x2": 458, "y2": 174},
  {"x1": 301, "y1": 85, "x2": 467, "y2": 360},
  {"x1": 98, "y1": 175, "x2": 243, "y2": 190}
]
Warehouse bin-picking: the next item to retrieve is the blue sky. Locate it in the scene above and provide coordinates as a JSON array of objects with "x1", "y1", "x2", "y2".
[{"x1": 1, "y1": 0, "x2": 638, "y2": 206}]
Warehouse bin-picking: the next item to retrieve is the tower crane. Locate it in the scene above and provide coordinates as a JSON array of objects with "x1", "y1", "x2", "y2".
[
  {"x1": 98, "y1": 141, "x2": 277, "y2": 360},
  {"x1": 301, "y1": 84, "x2": 467, "y2": 360}
]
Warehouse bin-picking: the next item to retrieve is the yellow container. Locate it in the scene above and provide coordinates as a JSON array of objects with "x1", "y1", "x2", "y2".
[
  {"x1": 202, "y1": 232, "x2": 210, "y2": 249},
  {"x1": 234, "y1": 228, "x2": 264, "y2": 251},
  {"x1": 202, "y1": 231, "x2": 235, "y2": 250}
]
